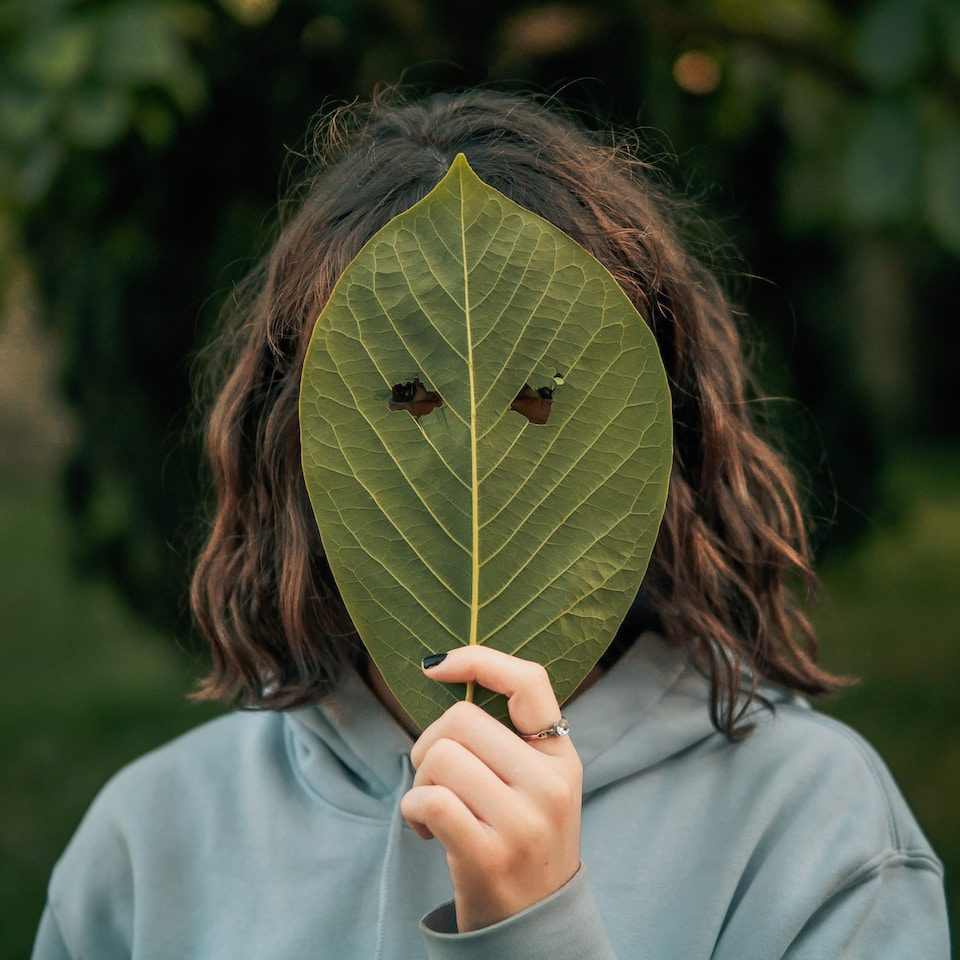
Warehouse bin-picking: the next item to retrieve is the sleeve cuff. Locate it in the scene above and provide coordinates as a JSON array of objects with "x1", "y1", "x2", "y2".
[{"x1": 419, "y1": 862, "x2": 617, "y2": 960}]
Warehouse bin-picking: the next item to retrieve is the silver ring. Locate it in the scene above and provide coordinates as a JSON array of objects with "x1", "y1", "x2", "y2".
[{"x1": 518, "y1": 717, "x2": 570, "y2": 741}]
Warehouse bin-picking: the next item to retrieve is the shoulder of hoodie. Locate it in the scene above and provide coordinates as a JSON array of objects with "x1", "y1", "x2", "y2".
[
  {"x1": 724, "y1": 686, "x2": 944, "y2": 878},
  {"x1": 48, "y1": 711, "x2": 286, "y2": 881},
  {"x1": 45, "y1": 710, "x2": 295, "y2": 949},
  {"x1": 103, "y1": 708, "x2": 286, "y2": 810}
]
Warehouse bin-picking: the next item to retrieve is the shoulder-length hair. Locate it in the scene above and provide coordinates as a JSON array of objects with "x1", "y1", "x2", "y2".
[{"x1": 190, "y1": 88, "x2": 854, "y2": 740}]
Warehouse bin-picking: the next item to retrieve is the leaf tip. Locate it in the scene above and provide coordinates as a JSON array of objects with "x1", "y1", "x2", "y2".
[{"x1": 448, "y1": 151, "x2": 482, "y2": 188}]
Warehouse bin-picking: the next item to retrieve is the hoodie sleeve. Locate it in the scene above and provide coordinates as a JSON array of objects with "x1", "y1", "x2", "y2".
[
  {"x1": 780, "y1": 853, "x2": 950, "y2": 959},
  {"x1": 419, "y1": 863, "x2": 618, "y2": 960}
]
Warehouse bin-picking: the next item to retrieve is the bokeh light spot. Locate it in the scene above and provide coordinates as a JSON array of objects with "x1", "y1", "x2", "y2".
[
  {"x1": 672, "y1": 50, "x2": 721, "y2": 96},
  {"x1": 221, "y1": 0, "x2": 281, "y2": 27}
]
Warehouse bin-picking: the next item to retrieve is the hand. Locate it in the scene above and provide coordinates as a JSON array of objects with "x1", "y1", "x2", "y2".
[{"x1": 400, "y1": 646, "x2": 583, "y2": 933}]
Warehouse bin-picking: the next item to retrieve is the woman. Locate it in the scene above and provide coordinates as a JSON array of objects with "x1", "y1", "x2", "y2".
[{"x1": 32, "y1": 89, "x2": 950, "y2": 959}]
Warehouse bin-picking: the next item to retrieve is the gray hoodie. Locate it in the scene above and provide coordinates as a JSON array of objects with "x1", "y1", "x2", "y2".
[{"x1": 32, "y1": 632, "x2": 950, "y2": 958}]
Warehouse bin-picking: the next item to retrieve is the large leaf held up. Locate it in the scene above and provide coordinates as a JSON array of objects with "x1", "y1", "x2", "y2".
[{"x1": 300, "y1": 154, "x2": 672, "y2": 732}]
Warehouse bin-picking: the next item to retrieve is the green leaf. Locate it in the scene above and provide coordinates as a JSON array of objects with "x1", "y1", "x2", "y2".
[
  {"x1": 939, "y1": 0, "x2": 960, "y2": 77},
  {"x1": 925, "y1": 125, "x2": 960, "y2": 254},
  {"x1": 299, "y1": 154, "x2": 672, "y2": 731},
  {"x1": 96, "y1": 4, "x2": 208, "y2": 114},
  {"x1": 63, "y1": 88, "x2": 131, "y2": 150},
  {"x1": 0, "y1": 87, "x2": 52, "y2": 146},
  {"x1": 15, "y1": 21, "x2": 95, "y2": 91},
  {"x1": 840, "y1": 100, "x2": 922, "y2": 227},
  {"x1": 852, "y1": 0, "x2": 931, "y2": 89}
]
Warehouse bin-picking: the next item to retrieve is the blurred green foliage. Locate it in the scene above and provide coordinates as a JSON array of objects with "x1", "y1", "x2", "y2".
[{"x1": 2, "y1": 0, "x2": 958, "y2": 634}]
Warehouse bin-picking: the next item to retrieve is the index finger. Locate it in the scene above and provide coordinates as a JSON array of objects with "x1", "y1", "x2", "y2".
[{"x1": 421, "y1": 646, "x2": 570, "y2": 750}]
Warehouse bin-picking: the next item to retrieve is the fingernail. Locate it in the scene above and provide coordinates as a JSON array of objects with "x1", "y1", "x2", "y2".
[{"x1": 421, "y1": 653, "x2": 447, "y2": 670}]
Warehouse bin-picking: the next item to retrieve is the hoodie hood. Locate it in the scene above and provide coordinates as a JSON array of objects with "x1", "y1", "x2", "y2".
[{"x1": 283, "y1": 631, "x2": 803, "y2": 811}]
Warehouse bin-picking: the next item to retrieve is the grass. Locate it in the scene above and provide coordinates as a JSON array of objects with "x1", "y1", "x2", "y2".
[{"x1": 1, "y1": 449, "x2": 957, "y2": 957}]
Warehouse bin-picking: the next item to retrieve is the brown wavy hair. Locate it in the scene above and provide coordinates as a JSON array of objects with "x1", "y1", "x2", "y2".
[{"x1": 190, "y1": 88, "x2": 855, "y2": 740}]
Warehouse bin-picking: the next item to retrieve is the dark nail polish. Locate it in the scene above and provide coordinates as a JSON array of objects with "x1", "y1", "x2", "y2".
[{"x1": 421, "y1": 653, "x2": 447, "y2": 670}]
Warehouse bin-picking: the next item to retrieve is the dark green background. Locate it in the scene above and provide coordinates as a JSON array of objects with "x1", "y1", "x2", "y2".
[{"x1": 1, "y1": 0, "x2": 957, "y2": 956}]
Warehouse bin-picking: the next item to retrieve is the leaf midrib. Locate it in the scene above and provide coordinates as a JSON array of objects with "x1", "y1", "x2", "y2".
[{"x1": 461, "y1": 165, "x2": 480, "y2": 704}]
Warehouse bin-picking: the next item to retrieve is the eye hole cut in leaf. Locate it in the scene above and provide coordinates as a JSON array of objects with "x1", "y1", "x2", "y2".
[
  {"x1": 389, "y1": 377, "x2": 444, "y2": 418},
  {"x1": 299, "y1": 154, "x2": 673, "y2": 732},
  {"x1": 511, "y1": 383, "x2": 556, "y2": 424}
]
